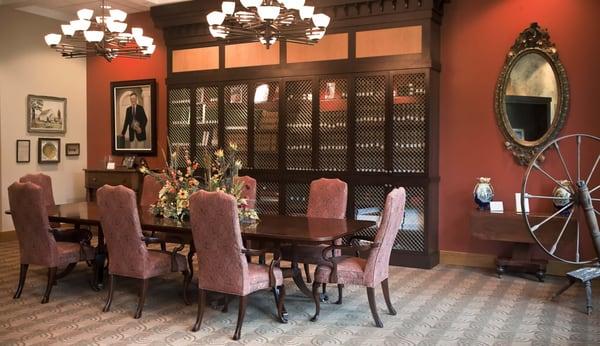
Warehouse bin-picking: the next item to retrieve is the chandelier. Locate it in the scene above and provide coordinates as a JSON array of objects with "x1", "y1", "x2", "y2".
[
  {"x1": 43, "y1": 0, "x2": 155, "y2": 62},
  {"x1": 206, "y1": 0, "x2": 331, "y2": 48}
]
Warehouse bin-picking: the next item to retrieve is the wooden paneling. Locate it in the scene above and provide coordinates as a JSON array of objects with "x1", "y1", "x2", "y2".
[
  {"x1": 225, "y1": 42, "x2": 280, "y2": 68},
  {"x1": 356, "y1": 26, "x2": 422, "y2": 58},
  {"x1": 172, "y1": 47, "x2": 219, "y2": 72},
  {"x1": 287, "y1": 33, "x2": 348, "y2": 63}
]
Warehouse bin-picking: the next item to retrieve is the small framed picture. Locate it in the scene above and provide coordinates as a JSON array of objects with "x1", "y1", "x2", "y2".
[
  {"x1": 16, "y1": 140, "x2": 30, "y2": 163},
  {"x1": 324, "y1": 82, "x2": 336, "y2": 99},
  {"x1": 38, "y1": 138, "x2": 60, "y2": 164},
  {"x1": 122, "y1": 155, "x2": 136, "y2": 168},
  {"x1": 65, "y1": 143, "x2": 80, "y2": 156},
  {"x1": 27, "y1": 95, "x2": 67, "y2": 134}
]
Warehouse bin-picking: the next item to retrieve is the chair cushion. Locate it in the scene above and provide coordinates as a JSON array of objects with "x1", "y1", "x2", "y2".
[
  {"x1": 245, "y1": 263, "x2": 283, "y2": 295},
  {"x1": 314, "y1": 256, "x2": 367, "y2": 285},
  {"x1": 56, "y1": 242, "x2": 95, "y2": 267},
  {"x1": 143, "y1": 250, "x2": 188, "y2": 279}
]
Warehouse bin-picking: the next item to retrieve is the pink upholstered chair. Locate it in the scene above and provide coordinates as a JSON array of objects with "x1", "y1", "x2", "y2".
[
  {"x1": 189, "y1": 190, "x2": 286, "y2": 340},
  {"x1": 310, "y1": 187, "x2": 406, "y2": 328},
  {"x1": 8, "y1": 182, "x2": 96, "y2": 304},
  {"x1": 96, "y1": 185, "x2": 190, "y2": 319},
  {"x1": 19, "y1": 173, "x2": 91, "y2": 243},
  {"x1": 234, "y1": 175, "x2": 257, "y2": 209},
  {"x1": 281, "y1": 178, "x2": 348, "y2": 300}
]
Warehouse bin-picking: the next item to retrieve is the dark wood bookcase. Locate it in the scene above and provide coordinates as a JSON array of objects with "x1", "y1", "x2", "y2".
[{"x1": 152, "y1": 0, "x2": 444, "y2": 268}]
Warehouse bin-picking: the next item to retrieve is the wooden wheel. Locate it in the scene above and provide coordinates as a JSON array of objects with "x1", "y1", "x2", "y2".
[{"x1": 521, "y1": 134, "x2": 600, "y2": 265}]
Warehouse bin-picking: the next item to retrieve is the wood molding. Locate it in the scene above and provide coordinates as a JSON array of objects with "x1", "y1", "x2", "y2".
[
  {"x1": 0, "y1": 231, "x2": 17, "y2": 242},
  {"x1": 440, "y1": 250, "x2": 582, "y2": 277}
]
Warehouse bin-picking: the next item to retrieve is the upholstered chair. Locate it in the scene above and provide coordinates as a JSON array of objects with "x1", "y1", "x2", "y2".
[
  {"x1": 96, "y1": 185, "x2": 190, "y2": 319},
  {"x1": 8, "y1": 182, "x2": 96, "y2": 304},
  {"x1": 19, "y1": 173, "x2": 91, "y2": 243},
  {"x1": 140, "y1": 175, "x2": 163, "y2": 210},
  {"x1": 189, "y1": 190, "x2": 286, "y2": 340},
  {"x1": 281, "y1": 178, "x2": 348, "y2": 300},
  {"x1": 234, "y1": 175, "x2": 257, "y2": 209},
  {"x1": 310, "y1": 187, "x2": 406, "y2": 328}
]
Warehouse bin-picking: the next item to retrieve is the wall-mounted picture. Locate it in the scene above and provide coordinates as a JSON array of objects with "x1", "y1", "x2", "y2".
[
  {"x1": 16, "y1": 140, "x2": 30, "y2": 163},
  {"x1": 122, "y1": 155, "x2": 136, "y2": 168},
  {"x1": 65, "y1": 143, "x2": 80, "y2": 156},
  {"x1": 27, "y1": 95, "x2": 67, "y2": 134},
  {"x1": 111, "y1": 79, "x2": 157, "y2": 156},
  {"x1": 38, "y1": 138, "x2": 61, "y2": 164}
]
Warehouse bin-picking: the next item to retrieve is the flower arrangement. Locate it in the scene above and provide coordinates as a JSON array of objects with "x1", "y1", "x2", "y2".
[{"x1": 140, "y1": 143, "x2": 259, "y2": 222}]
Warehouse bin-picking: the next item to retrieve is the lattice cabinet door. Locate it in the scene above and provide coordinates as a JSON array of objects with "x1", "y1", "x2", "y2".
[
  {"x1": 353, "y1": 185, "x2": 387, "y2": 240},
  {"x1": 392, "y1": 72, "x2": 427, "y2": 173},
  {"x1": 224, "y1": 84, "x2": 249, "y2": 167},
  {"x1": 285, "y1": 80, "x2": 313, "y2": 171},
  {"x1": 253, "y1": 81, "x2": 280, "y2": 170},
  {"x1": 285, "y1": 183, "x2": 310, "y2": 216},
  {"x1": 195, "y1": 86, "x2": 219, "y2": 162},
  {"x1": 168, "y1": 88, "x2": 191, "y2": 167},
  {"x1": 355, "y1": 75, "x2": 386, "y2": 172},
  {"x1": 319, "y1": 78, "x2": 348, "y2": 171},
  {"x1": 256, "y1": 181, "x2": 279, "y2": 215}
]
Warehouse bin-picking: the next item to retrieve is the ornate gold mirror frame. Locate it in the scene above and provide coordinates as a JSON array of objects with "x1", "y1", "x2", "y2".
[{"x1": 494, "y1": 23, "x2": 570, "y2": 165}]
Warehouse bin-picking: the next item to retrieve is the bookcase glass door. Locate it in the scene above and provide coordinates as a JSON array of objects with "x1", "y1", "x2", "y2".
[
  {"x1": 253, "y1": 81, "x2": 280, "y2": 169},
  {"x1": 285, "y1": 80, "x2": 313, "y2": 171},
  {"x1": 224, "y1": 84, "x2": 249, "y2": 167},
  {"x1": 355, "y1": 75, "x2": 386, "y2": 172},
  {"x1": 195, "y1": 86, "x2": 219, "y2": 162},
  {"x1": 319, "y1": 78, "x2": 348, "y2": 171},
  {"x1": 168, "y1": 88, "x2": 191, "y2": 167}
]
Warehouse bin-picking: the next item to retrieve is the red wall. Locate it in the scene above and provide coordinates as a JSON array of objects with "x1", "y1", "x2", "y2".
[
  {"x1": 86, "y1": 1, "x2": 600, "y2": 256},
  {"x1": 86, "y1": 12, "x2": 167, "y2": 169},
  {"x1": 440, "y1": 0, "x2": 600, "y2": 255}
]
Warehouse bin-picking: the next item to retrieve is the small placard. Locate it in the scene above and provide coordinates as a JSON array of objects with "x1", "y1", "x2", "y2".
[
  {"x1": 515, "y1": 193, "x2": 530, "y2": 213},
  {"x1": 489, "y1": 201, "x2": 504, "y2": 213},
  {"x1": 106, "y1": 162, "x2": 116, "y2": 170}
]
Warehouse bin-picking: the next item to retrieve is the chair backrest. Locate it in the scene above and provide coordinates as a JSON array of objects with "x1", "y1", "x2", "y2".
[
  {"x1": 140, "y1": 175, "x2": 163, "y2": 209},
  {"x1": 307, "y1": 178, "x2": 348, "y2": 219},
  {"x1": 234, "y1": 175, "x2": 257, "y2": 209},
  {"x1": 19, "y1": 173, "x2": 56, "y2": 208},
  {"x1": 8, "y1": 182, "x2": 57, "y2": 267},
  {"x1": 364, "y1": 187, "x2": 406, "y2": 287},
  {"x1": 189, "y1": 190, "x2": 249, "y2": 295},
  {"x1": 97, "y1": 185, "x2": 149, "y2": 278}
]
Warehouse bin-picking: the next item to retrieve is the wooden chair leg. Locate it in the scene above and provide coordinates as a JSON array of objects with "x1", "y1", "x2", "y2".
[
  {"x1": 160, "y1": 242, "x2": 167, "y2": 251},
  {"x1": 276, "y1": 285, "x2": 288, "y2": 323},
  {"x1": 182, "y1": 270, "x2": 191, "y2": 305},
  {"x1": 222, "y1": 294, "x2": 230, "y2": 313},
  {"x1": 192, "y1": 289, "x2": 206, "y2": 332},
  {"x1": 310, "y1": 281, "x2": 321, "y2": 322},
  {"x1": 134, "y1": 279, "x2": 149, "y2": 319},
  {"x1": 381, "y1": 278, "x2": 396, "y2": 315},
  {"x1": 41, "y1": 267, "x2": 57, "y2": 304},
  {"x1": 103, "y1": 274, "x2": 115, "y2": 312},
  {"x1": 304, "y1": 263, "x2": 312, "y2": 283},
  {"x1": 187, "y1": 248, "x2": 195, "y2": 279},
  {"x1": 13, "y1": 264, "x2": 28, "y2": 299},
  {"x1": 367, "y1": 287, "x2": 383, "y2": 328},
  {"x1": 335, "y1": 284, "x2": 344, "y2": 305},
  {"x1": 233, "y1": 295, "x2": 248, "y2": 340}
]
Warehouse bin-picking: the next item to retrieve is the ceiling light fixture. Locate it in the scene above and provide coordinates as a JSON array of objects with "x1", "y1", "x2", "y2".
[
  {"x1": 206, "y1": 0, "x2": 330, "y2": 49},
  {"x1": 44, "y1": 0, "x2": 155, "y2": 61}
]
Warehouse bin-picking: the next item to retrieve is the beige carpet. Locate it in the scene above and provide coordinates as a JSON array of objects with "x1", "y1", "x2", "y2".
[{"x1": 0, "y1": 240, "x2": 599, "y2": 345}]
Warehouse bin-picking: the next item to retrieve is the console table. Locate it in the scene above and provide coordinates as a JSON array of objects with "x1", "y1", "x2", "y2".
[
  {"x1": 469, "y1": 210, "x2": 577, "y2": 281},
  {"x1": 84, "y1": 169, "x2": 143, "y2": 202}
]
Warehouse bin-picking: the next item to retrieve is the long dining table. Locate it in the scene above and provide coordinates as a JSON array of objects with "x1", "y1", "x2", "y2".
[{"x1": 42, "y1": 201, "x2": 374, "y2": 298}]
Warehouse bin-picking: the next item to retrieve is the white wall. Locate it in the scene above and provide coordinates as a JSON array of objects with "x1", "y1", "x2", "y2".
[{"x1": 0, "y1": 8, "x2": 87, "y2": 231}]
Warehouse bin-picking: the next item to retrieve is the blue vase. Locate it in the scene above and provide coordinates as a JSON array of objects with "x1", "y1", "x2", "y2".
[{"x1": 473, "y1": 177, "x2": 494, "y2": 210}]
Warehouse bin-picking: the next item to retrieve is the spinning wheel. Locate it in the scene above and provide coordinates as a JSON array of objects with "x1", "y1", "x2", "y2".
[{"x1": 521, "y1": 133, "x2": 600, "y2": 314}]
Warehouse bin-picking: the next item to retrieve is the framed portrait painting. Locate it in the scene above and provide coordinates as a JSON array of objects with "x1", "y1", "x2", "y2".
[
  {"x1": 111, "y1": 79, "x2": 157, "y2": 156},
  {"x1": 38, "y1": 138, "x2": 60, "y2": 164},
  {"x1": 27, "y1": 95, "x2": 67, "y2": 134}
]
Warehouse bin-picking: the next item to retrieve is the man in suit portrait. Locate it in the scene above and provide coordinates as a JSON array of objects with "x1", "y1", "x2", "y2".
[{"x1": 119, "y1": 92, "x2": 148, "y2": 149}]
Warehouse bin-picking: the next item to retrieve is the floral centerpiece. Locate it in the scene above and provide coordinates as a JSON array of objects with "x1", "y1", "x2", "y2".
[{"x1": 140, "y1": 143, "x2": 259, "y2": 223}]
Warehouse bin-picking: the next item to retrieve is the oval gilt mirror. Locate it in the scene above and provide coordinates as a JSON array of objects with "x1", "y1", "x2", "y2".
[{"x1": 494, "y1": 23, "x2": 569, "y2": 165}]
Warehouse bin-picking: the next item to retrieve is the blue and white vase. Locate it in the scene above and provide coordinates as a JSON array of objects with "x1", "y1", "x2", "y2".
[
  {"x1": 473, "y1": 177, "x2": 494, "y2": 210},
  {"x1": 552, "y1": 180, "x2": 574, "y2": 214}
]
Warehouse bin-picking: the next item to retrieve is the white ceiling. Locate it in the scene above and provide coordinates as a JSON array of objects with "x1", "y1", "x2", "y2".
[{"x1": 0, "y1": 0, "x2": 191, "y2": 21}]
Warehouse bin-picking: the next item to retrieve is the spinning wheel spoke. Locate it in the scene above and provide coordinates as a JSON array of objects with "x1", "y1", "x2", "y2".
[
  {"x1": 524, "y1": 193, "x2": 566, "y2": 201},
  {"x1": 585, "y1": 154, "x2": 600, "y2": 184},
  {"x1": 548, "y1": 208, "x2": 574, "y2": 255},
  {"x1": 532, "y1": 162, "x2": 567, "y2": 190},
  {"x1": 553, "y1": 142, "x2": 575, "y2": 185},
  {"x1": 531, "y1": 202, "x2": 574, "y2": 232},
  {"x1": 577, "y1": 135, "x2": 581, "y2": 181},
  {"x1": 590, "y1": 185, "x2": 600, "y2": 194}
]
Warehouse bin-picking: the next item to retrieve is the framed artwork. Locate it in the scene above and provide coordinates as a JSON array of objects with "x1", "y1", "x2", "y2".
[
  {"x1": 16, "y1": 140, "x2": 30, "y2": 163},
  {"x1": 38, "y1": 138, "x2": 61, "y2": 164},
  {"x1": 65, "y1": 143, "x2": 80, "y2": 156},
  {"x1": 27, "y1": 95, "x2": 67, "y2": 134},
  {"x1": 111, "y1": 79, "x2": 157, "y2": 156},
  {"x1": 122, "y1": 155, "x2": 136, "y2": 168}
]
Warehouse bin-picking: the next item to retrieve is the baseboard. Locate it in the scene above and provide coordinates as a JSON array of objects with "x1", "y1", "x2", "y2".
[
  {"x1": 440, "y1": 250, "x2": 582, "y2": 276},
  {"x1": 0, "y1": 231, "x2": 17, "y2": 242}
]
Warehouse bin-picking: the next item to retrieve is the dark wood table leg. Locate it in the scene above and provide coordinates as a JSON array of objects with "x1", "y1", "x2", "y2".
[
  {"x1": 290, "y1": 261, "x2": 313, "y2": 298},
  {"x1": 495, "y1": 242, "x2": 547, "y2": 281}
]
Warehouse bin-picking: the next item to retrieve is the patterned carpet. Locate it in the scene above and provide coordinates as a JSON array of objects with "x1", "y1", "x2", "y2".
[{"x1": 0, "y1": 239, "x2": 599, "y2": 345}]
